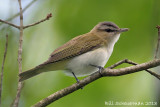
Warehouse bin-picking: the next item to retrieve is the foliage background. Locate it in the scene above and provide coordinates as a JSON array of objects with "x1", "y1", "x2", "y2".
[{"x1": 0, "y1": 0, "x2": 160, "y2": 107}]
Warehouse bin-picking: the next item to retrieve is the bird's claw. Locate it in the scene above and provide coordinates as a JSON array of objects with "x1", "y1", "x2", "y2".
[{"x1": 90, "y1": 64, "x2": 104, "y2": 76}]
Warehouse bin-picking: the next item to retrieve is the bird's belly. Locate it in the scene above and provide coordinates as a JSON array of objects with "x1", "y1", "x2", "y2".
[{"x1": 65, "y1": 47, "x2": 112, "y2": 77}]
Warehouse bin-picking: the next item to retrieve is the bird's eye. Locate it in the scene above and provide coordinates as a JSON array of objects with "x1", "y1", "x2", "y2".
[{"x1": 105, "y1": 29, "x2": 114, "y2": 32}]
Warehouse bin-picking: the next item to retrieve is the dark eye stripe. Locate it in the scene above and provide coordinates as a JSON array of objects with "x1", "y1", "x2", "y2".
[{"x1": 105, "y1": 29, "x2": 115, "y2": 32}]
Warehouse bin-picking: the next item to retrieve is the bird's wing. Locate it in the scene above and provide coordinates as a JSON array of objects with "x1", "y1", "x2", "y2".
[{"x1": 45, "y1": 33, "x2": 105, "y2": 64}]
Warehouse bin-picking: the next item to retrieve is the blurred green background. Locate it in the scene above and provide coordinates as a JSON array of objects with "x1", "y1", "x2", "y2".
[{"x1": 0, "y1": 0, "x2": 160, "y2": 107}]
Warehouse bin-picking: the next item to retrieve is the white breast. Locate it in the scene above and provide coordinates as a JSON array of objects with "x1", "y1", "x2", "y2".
[
  {"x1": 65, "y1": 34, "x2": 120, "y2": 77},
  {"x1": 65, "y1": 47, "x2": 112, "y2": 77}
]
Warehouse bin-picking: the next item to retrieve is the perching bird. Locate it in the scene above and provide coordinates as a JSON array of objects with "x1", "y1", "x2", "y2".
[{"x1": 19, "y1": 21, "x2": 128, "y2": 82}]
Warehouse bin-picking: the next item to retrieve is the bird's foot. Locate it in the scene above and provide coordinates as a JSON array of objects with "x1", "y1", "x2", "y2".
[{"x1": 90, "y1": 64, "x2": 104, "y2": 76}]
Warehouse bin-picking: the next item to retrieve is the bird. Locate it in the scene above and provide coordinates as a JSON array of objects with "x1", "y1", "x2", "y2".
[{"x1": 19, "y1": 21, "x2": 128, "y2": 82}]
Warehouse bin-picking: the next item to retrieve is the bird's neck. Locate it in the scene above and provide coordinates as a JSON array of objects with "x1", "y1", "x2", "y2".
[{"x1": 106, "y1": 34, "x2": 120, "y2": 50}]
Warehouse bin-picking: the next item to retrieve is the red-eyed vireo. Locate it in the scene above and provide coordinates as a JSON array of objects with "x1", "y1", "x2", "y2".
[{"x1": 19, "y1": 22, "x2": 128, "y2": 82}]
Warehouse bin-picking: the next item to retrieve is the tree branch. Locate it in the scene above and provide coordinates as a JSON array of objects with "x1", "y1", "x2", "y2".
[
  {"x1": 0, "y1": 12, "x2": 52, "y2": 30},
  {"x1": 5, "y1": 0, "x2": 37, "y2": 22},
  {"x1": 0, "y1": 34, "x2": 8, "y2": 106},
  {"x1": 23, "y1": 13, "x2": 52, "y2": 29},
  {"x1": 33, "y1": 59, "x2": 160, "y2": 107},
  {"x1": 0, "y1": 19, "x2": 19, "y2": 29},
  {"x1": 155, "y1": 25, "x2": 160, "y2": 59},
  {"x1": 0, "y1": 0, "x2": 37, "y2": 28},
  {"x1": 0, "y1": 1, "x2": 52, "y2": 107},
  {"x1": 108, "y1": 59, "x2": 160, "y2": 80},
  {"x1": 12, "y1": 0, "x2": 24, "y2": 107}
]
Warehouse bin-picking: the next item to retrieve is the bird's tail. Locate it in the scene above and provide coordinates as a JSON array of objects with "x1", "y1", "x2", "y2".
[
  {"x1": 19, "y1": 60, "x2": 64, "y2": 81},
  {"x1": 19, "y1": 66, "x2": 45, "y2": 82}
]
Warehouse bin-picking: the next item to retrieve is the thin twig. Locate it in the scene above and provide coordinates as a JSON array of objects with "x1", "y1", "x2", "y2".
[
  {"x1": 108, "y1": 59, "x2": 160, "y2": 80},
  {"x1": 155, "y1": 25, "x2": 160, "y2": 59},
  {"x1": 5, "y1": 0, "x2": 37, "y2": 22},
  {"x1": 125, "y1": 59, "x2": 160, "y2": 80},
  {"x1": 0, "y1": 19, "x2": 19, "y2": 29},
  {"x1": 0, "y1": 34, "x2": 8, "y2": 106},
  {"x1": 12, "y1": 0, "x2": 24, "y2": 107},
  {"x1": 107, "y1": 59, "x2": 128, "y2": 69},
  {"x1": 23, "y1": 13, "x2": 52, "y2": 29},
  {"x1": 0, "y1": 0, "x2": 37, "y2": 30},
  {"x1": 33, "y1": 59, "x2": 160, "y2": 107},
  {"x1": 0, "y1": 12, "x2": 52, "y2": 30}
]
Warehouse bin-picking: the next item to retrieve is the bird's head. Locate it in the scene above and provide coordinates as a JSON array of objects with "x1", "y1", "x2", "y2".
[{"x1": 90, "y1": 22, "x2": 129, "y2": 42}]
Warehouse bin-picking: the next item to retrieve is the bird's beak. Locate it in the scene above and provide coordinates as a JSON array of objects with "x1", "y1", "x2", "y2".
[{"x1": 118, "y1": 28, "x2": 129, "y2": 32}]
